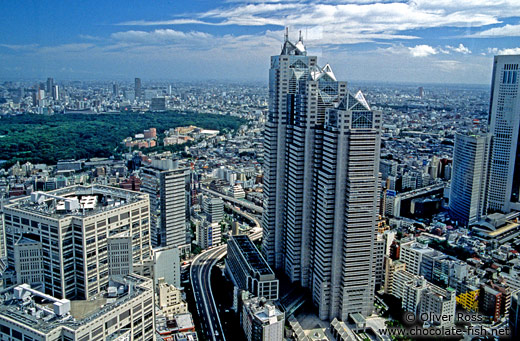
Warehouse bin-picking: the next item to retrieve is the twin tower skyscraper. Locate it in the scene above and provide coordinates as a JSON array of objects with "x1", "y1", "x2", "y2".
[{"x1": 261, "y1": 31, "x2": 381, "y2": 320}]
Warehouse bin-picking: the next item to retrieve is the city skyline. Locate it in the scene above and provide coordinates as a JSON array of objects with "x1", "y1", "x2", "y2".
[
  {"x1": 1, "y1": 1, "x2": 520, "y2": 84},
  {"x1": 1, "y1": 33, "x2": 520, "y2": 337}
]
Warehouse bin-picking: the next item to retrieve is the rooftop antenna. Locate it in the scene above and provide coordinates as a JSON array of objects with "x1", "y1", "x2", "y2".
[
  {"x1": 284, "y1": 27, "x2": 289, "y2": 42},
  {"x1": 299, "y1": 30, "x2": 303, "y2": 42}
]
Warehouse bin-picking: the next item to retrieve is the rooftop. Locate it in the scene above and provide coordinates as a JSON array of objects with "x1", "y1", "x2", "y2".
[
  {"x1": 232, "y1": 235, "x2": 274, "y2": 276},
  {"x1": 487, "y1": 222, "x2": 520, "y2": 237},
  {"x1": 5, "y1": 185, "x2": 147, "y2": 219},
  {"x1": 0, "y1": 274, "x2": 150, "y2": 334}
]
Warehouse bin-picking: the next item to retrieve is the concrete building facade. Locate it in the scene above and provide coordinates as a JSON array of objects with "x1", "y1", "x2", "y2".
[
  {"x1": 140, "y1": 160, "x2": 188, "y2": 248},
  {"x1": 3, "y1": 186, "x2": 151, "y2": 300},
  {"x1": 488, "y1": 55, "x2": 520, "y2": 213},
  {"x1": 262, "y1": 33, "x2": 381, "y2": 321},
  {"x1": 449, "y1": 132, "x2": 491, "y2": 225},
  {"x1": 0, "y1": 274, "x2": 155, "y2": 341},
  {"x1": 242, "y1": 296, "x2": 285, "y2": 341}
]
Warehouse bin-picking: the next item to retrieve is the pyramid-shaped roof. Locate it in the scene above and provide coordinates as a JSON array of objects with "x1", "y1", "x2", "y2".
[
  {"x1": 337, "y1": 90, "x2": 371, "y2": 111},
  {"x1": 309, "y1": 63, "x2": 337, "y2": 82}
]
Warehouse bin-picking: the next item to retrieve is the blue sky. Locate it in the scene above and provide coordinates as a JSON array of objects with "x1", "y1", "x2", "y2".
[{"x1": 1, "y1": 0, "x2": 520, "y2": 84}]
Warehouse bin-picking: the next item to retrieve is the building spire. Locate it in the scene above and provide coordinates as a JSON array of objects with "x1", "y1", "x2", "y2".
[
  {"x1": 285, "y1": 27, "x2": 289, "y2": 42},
  {"x1": 299, "y1": 30, "x2": 303, "y2": 42}
]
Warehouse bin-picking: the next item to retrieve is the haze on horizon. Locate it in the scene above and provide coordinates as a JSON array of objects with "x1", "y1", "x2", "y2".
[{"x1": 1, "y1": 0, "x2": 520, "y2": 85}]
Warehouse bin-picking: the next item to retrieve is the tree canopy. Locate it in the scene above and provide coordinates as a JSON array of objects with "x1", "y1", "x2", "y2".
[{"x1": 0, "y1": 112, "x2": 245, "y2": 168}]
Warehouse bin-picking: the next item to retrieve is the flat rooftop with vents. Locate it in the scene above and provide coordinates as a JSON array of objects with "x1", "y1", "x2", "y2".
[
  {"x1": 0, "y1": 274, "x2": 155, "y2": 340},
  {"x1": 226, "y1": 235, "x2": 279, "y2": 300},
  {"x1": 6, "y1": 185, "x2": 148, "y2": 219}
]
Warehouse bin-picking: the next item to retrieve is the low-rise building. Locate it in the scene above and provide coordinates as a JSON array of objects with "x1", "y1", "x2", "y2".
[
  {"x1": 157, "y1": 278, "x2": 188, "y2": 320},
  {"x1": 197, "y1": 221, "x2": 221, "y2": 249},
  {"x1": 242, "y1": 296, "x2": 284, "y2": 341},
  {"x1": 226, "y1": 235, "x2": 278, "y2": 301},
  {"x1": 383, "y1": 258, "x2": 406, "y2": 294},
  {"x1": 391, "y1": 270, "x2": 456, "y2": 326}
]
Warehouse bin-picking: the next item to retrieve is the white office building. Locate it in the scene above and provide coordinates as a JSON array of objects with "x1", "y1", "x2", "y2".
[{"x1": 3, "y1": 186, "x2": 151, "y2": 300}]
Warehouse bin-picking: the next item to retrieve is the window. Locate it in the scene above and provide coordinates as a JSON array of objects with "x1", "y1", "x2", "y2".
[{"x1": 351, "y1": 111, "x2": 373, "y2": 129}]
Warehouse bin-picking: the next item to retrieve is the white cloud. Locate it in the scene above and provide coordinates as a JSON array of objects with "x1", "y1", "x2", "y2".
[
  {"x1": 468, "y1": 24, "x2": 520, "y2": 37},
  {"x1": 78, "y1": 35, "x2": 105, "y2": 41},
  {"x1": 113, "y1": 0, "x2": 520, "y2": 45},
  {"x1": 116, "y1": 19, "x2": 215, "y2": 26},
  {"x1": 0, "y1": 44, "x2": 39, "y2": 51},
  {"x1": 111, "y1": 29, "x2": 212, "y2": 44},
  {"x1": 446, "y1": 43, "x2": 471, "y2": 54},
  {"x1": 38, "y1": 44, "x2": 96, "y2": 54},
  {"x1": 5, "y1": 1, "x2": 516, "y2": 83},
  {"x1": 488, "y1": 47, "x2": 520, "y2": 55},
  {"x1": 409, "y1": 44, "x2": 437, "y2": 57},
  {"x1": 433, "y1": 60, "x2": 462, "y2": 72}
]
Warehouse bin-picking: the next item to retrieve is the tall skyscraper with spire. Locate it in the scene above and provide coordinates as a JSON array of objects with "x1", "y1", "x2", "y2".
[
  {"x1": 262, "y1": 31, "x2": 381, "y2": 320},
  {"x1": 487, "y1": 55, "x2": 520, "y2": 213},
  {"x1": 262, "y1": 29, "x2": 313, "y2": 270}
]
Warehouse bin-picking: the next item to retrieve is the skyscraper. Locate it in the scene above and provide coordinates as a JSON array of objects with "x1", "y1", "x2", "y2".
[
  {"x1": 487, "y1": 55, "x2": 520, "y2": 213},
  {"x1": 52, "y1": 84, "x2": 59, "y2": 100},
  {"x1": 449, "y1": 132, "x2": 491, "y2": 225},
  {"x1": 262, "y1": 30, "x2": 313, "y2": 270},
  {"x1": 311, "y1": 93, "x2": 381, "y2": 319},
  {"x1": 140, "y1": 159, "x2": 188, "y2": 248},
  {"x1": 135, "y1": 77, "x2": 142, "y2": 100},
  {"x1": 262, "y1": 32, "x2": 381, "y2": 320},
  {"x1": 46, "y1": 77, "x2": 53, "y2": 93},
  {"x1": 113, "y1": 82, "x2": 119, "y2": 97}
]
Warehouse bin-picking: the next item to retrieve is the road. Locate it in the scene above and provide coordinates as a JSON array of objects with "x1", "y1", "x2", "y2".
[
  {"x1": 190, "y1": 231, "x2": 262, "y2": 341},
  {"x1": 225, "y1": 203, "x2": 261, "y2": 229},
  {"x1": 396, "y1": 183, "x2": 445, "y2": 200},
  {"x1": 201, "y1": 187, "x2": 264, "y2": 214}
]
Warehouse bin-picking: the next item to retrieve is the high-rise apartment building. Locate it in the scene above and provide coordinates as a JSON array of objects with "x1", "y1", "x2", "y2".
[
  {"x1": 135, "y1": 77, "x2": 142, "y2": 100},
  {"x1": 197, "y1": 221, "x2": 221, "y2": 249},
  {"x1": 140, "y1": 159, "x2": 188, "y2": 248},
  {"x1": 488, "y1": 55, "x2": 520, "y2": 213},
  {"x1": 449, "y1": 132, "x2": 491, "y2": 225},
  {"x1": 390, "y1": 270, "x2": 456, "y2": 327},
  {"x1": 262, "y1": 32, "x2": 381, "y2": 320},
  {"x1": 399, "y1": 241, "x2": 435, "y2": 276},
  {"x1": 2, "y1": 186, "x2": 151, "y2": 300}
]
